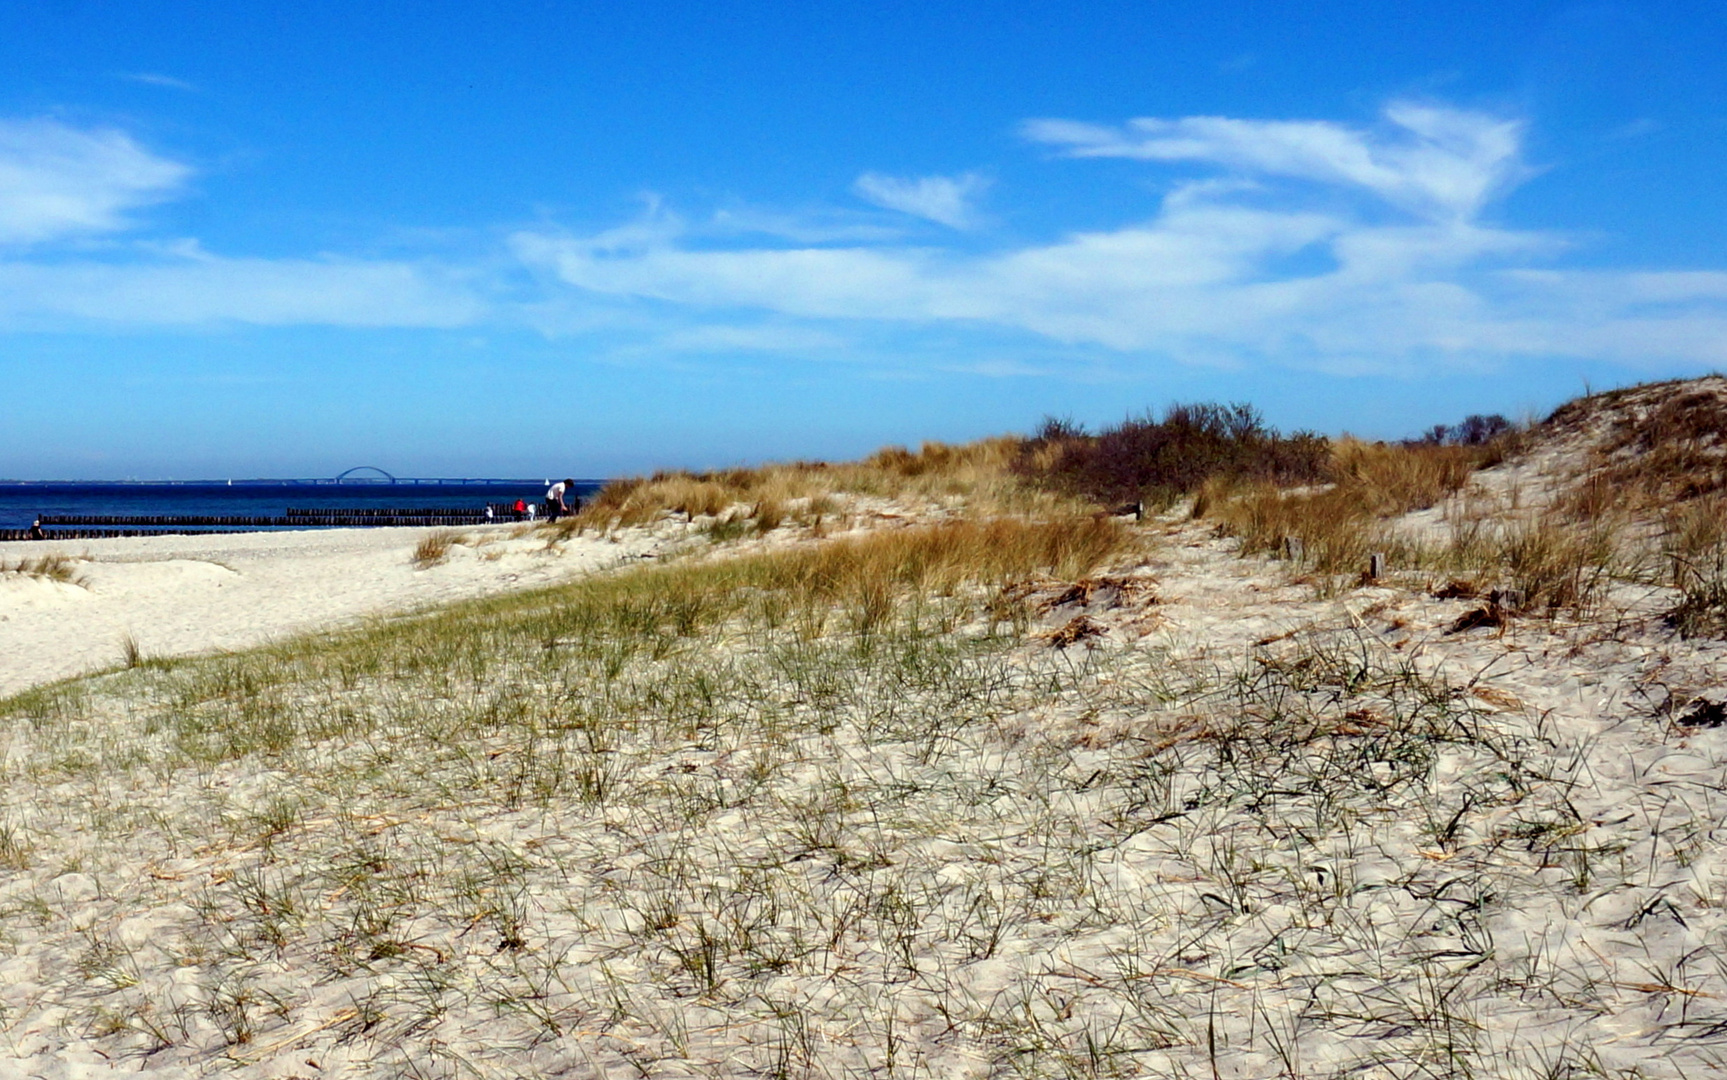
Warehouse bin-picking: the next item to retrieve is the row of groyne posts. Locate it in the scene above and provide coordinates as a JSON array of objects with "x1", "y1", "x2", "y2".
[{"x1": 0, "y1": 505, "x2": 537, "y2": 542}]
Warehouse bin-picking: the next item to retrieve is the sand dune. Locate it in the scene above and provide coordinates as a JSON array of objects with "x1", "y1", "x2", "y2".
[
  {"x1": 0, "y1": 524, "x2": 671, "y2": 698},
  {"x1": 4, "y1": 383, "x2": 1727, "y2": 1076}
]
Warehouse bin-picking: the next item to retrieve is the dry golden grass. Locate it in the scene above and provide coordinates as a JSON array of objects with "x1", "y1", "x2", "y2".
[
  {"x1": 1663, "y1": 495, "x2": 1727, "y2": 636},
  {"x1": 1549, "y1": 377, "x2": 1727, "y2": 508},
  {"x1": 1196, "y1": 478, "x2": 1390, "y2": 575},
  {"x1": 1327, "y1": 437, "x2": 1480, "y2": 514},
  {"x1": 1198, "y1": 439, "x2": 1485, "y2": 575},
  {"x1": 1, "y1": 552, "x2": 84, "y2": 585},
  {"x1": 1501, "y1": 514, "x2": 1621, "y2": 616},
  {"x1": 411, "y1": 530, "x2": 461, "y2": 568},
  {"x1": 1193, "y1": 435, "x2": 1633, "y2": 613},
  {"x1": 757, "y1": 516, "x2": 1134, "y2": 601},
  {"x1": 1665, "y1": 495, "x2": 1727, "y2": 574},
  {"x1": 627, "y1": 515, "x2": 1141, "y2": 639},
  {"x1": 565, "y1": 436, "x2": 1077, "y2": 532}
]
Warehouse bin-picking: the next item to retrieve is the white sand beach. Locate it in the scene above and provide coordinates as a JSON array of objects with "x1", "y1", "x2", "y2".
[{"x1": 0, "y1": 524, "x2": 672, "y2": 699}]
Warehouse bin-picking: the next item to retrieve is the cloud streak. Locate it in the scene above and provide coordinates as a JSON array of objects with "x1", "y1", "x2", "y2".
[
  {"x1": 116, "y1": 72, "x2": 199, "y2": 92},
  {"x1": 515, "y1": 101, "x2": 1727, "y2": 373},
  {"x1": 0, "y1": 255, "x2": 487, "y2": 328},
  {"x1": 7, "y1": 104, "x2": 1727, "y2": 377},
  {"x1": 0, "y1": 119, "x2": 191, "y2": 244},
  {"x1": 0, "y1": 117, "x2": 488, "y2": 329},
  {"x1": 853, "y1": 172, "x2": 989, "y2": 228},
  {"x1": 1023, "y1": 102, "x2": 1527, "y2": 221}
]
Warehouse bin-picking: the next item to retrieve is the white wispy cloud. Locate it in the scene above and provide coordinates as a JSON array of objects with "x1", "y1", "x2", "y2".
[
  {"x1": 852, "y1": 171, "x2": 990, "y2": 228},
  {"x1": 1023, "y1": 102, "x2": 1527, "y2": 221},
  {"x1": 657, "y1": 323, "x2": 847, "y2": 353},
  {"x1": 116, "y1": 72, "x2": 199, "y2": 92},
  {"x1": 0, "y1": 256, "x2": 487, "y2": 327},
  {"x1": 0, "y1": 118, "x2": 191, "y2": 244},
  {"x1": 0, "y1": 117, "x2": 491, "y2": 329},
  {"x1": 7, "y1": 104, "x2": 1726, "y2": 378},
  {"x1": 513, "y1": 101, "x2": 1727, "y2": 373}
]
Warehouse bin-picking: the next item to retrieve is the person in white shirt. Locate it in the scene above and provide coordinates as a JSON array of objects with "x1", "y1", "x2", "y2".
[{"x1": 546, "y1": 478, "x2": 575, "y2": 521}]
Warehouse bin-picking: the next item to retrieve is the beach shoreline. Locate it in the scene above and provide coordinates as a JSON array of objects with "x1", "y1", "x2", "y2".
[{"x1": 0, "y1": 523, "x2": 666, "y2": 699}]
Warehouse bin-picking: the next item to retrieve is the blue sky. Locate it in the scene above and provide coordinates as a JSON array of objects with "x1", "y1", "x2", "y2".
[{"x1": 2, "y1": 1, "x2": 1724, "y2": 478}]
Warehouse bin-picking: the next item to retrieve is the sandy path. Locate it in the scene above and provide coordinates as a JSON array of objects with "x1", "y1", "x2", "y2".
[{"x1": 0, "y1": 524, "x2": 671, "y2": 698}]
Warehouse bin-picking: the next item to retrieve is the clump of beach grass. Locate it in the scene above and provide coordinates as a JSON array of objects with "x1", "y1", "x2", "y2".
[
  {"x1": 1185, "y1": 417, "x2": 1648, "y2": 619},
  {"x1": 1, "y1": 552, "x2": 84, "y2": 586},
  {"x1": 1663, "y1": 495, "x2": 1727, "y2": 637},
  {"x1": 1500, "y1": 511, "x2": 1622, "y2": 617},
  {"x1": 1196, "y1": 437, "x2": 1491, "y2": 578},
  {"x1": 1550, "y1": 377, "x2": 1727, "y2": 508},
  {"x1": 0, "y1": 822, "x2": 30, "y2": 869},
  {"x1": 411, "y1": 529, "x2": 463, "y2": 568}
]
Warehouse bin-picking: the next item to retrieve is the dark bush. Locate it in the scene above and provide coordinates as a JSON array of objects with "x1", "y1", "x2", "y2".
[
  {"x1": 1409, "y1": 413, "x2": 1513, "y2": 447},
  {"x1": 1017, "y1": 402, "x2": 1330, "y2": 506}
]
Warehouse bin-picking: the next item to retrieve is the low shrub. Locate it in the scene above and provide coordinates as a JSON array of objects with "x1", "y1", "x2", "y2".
[
  {"x1": 1016, "y1": 402, "x2": 1330, "y2": 506},
  {"x1": 1408, "y1": 412, "x2": 1514, "y2": 448}
]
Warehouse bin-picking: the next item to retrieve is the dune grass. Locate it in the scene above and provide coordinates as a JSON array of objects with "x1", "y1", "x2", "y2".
[
  {"x1": 1, "y1": 552, "x2": 84, "y2": 585},
  {"x1": 1196, "y1": 438, "x2": 1493, "y2": 576},
  {"x1": 1663, "y1": 495, "x2": 1727, "y2": 637},
  {"x1": 411, "y1": 529, "x2": 464, "y2": 568},
  {"x1": 8, "y1": 384, "x2": 1727, "y2": 1075},
  {"x1": 1552, "y1": 378, "x2": 1727, "y2": 507},
  {"x1": 1190, "y1": 427, "x2": 1651, "y2": 619},
  {"x1": 566, "y1": 436, "x2": 1079, "y2": 533},
  {"x1": 4, "y1": 491, "x2": 1726, "y2": 1074}
]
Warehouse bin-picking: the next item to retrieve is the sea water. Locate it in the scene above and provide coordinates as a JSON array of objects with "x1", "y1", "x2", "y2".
[{"x1": 0, "y1": 480, "x2": 605, "y2": 531}]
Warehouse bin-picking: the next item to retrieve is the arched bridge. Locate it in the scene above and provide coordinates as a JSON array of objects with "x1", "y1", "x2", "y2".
[{"x1": 334, "y1": 466, "x2": 397, "y2": 484}]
